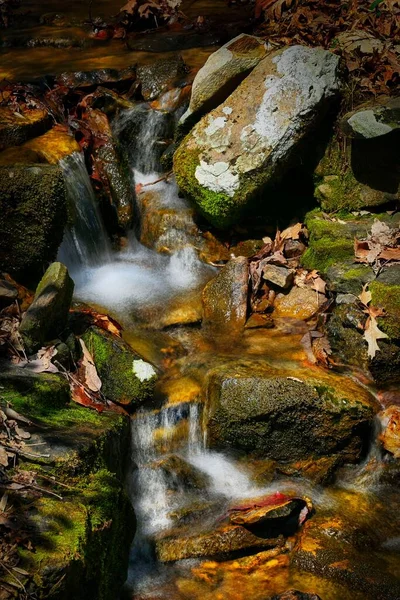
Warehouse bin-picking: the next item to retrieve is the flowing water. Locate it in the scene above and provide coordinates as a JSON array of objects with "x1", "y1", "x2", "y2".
[{"x1": 56, "y1": 100, "x2": 400, "y2": 600}]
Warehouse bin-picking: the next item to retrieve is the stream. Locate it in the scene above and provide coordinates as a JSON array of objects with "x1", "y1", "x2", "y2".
[{"x1": 53, "y1": 101, "x2": 400, "y2": 600}]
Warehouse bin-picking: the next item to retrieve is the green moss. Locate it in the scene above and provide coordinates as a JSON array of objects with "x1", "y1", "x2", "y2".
[
  {"x1": 0, "y1": 371, "x2": 70, "y2": 411},
  {"x1": 19, "y1": 470, "x2": 134, "y2": 600},
  {"x1": 301, "y1": 239, "x2": 354, "y2": 273},
  {"x1": 370, "y1": 281, "x2": 400, "y2": 339},
  {"x1": 82, "y1": 326, "x2": 157, "y2": 408},
  {"x1": 174, "y1": 142, "x2": 237, "y2": 229},
  {"x1": 80, "y1": 470, "x2": 136, "y2": 600}
]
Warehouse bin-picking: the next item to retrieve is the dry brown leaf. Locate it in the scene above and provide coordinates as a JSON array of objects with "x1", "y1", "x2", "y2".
[
  {"x1": 358, "y1": 284, "x2": 372, "y2": 306},
  {"x1": 0, "y1": 446, "x2": 9, "y2": 467},
  {"x1": 79, "y1": 339, "x2": 102, "y2": 393},
  {"x1": 364, "y1": 315, "x2": 389, "y2": 359},
  {"x1": 280, "y1": 222, "x2": 303, "y2": 241}
]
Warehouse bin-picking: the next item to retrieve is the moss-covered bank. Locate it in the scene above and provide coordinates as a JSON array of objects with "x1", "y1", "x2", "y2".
[{"x1": 0, "y1": 366, "x2": 135, "y2": 599}]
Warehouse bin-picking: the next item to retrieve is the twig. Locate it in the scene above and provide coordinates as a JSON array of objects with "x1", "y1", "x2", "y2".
[
  {"x1": 36, "y1": 473, "x2": 74, "y2": 490},
  {"x1": 0, "y1": 560, "x2": 25, "y2": 591}
]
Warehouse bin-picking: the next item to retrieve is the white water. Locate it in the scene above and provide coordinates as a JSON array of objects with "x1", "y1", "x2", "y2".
[{"x1": 58, "y1": 108, "x2": 213, "y2": 322}]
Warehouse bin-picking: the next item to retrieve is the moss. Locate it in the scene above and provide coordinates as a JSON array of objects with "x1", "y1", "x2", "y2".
[
  {"x1": 80, "y1": 470, "x2": 136, "y2": 600},
  {"x1": 301, "y1": 239, "x2": 354, "y2": 273},
  {"x1": 19, "y1": 470, "x2": 134, "y2": 600},
  {"x1": 82, "y1": 326, "x2": 157, "y2": 408},
  {"x1": 370, "y1": 281, "x2": 400, "y2": 339},
  {"x1": 174, "y1": 142, "x2": 237, "y2": 229},
  {"x1": 0, "y1": 370, "x2": 71, "y2": 411}
]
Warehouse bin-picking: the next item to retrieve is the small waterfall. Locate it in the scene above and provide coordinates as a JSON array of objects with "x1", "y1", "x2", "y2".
[
  {"x1": 113, "y1": 105, "x2": 172, "y2": 174},
  {"x1": 58, "y1": 152, "x2": 111, "y2": 270}
]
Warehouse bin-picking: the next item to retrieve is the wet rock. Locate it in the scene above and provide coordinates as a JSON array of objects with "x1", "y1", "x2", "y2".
[
  {"x1": 379, "y1": 406, "x2": 400, "y2": 459},
  {"x1": 139, "y1": 188, "x2": 229, "y2": 262},
  {"x1": 154, "y1": 455, "x2": 209, "y2": 490},
  {"x1": 137, "y1": 55, "x2": 189, "y2": 101},
  {"x1": 0, "y1": 164, "x2": 67, "y2": 283},
  {"x1": 81, "y1": 326, "x2": 157, "y2": 408},
  {"x1": 245, "y1": 313, "x2": 274, "y2": 329},
  {"x1": 179, "y1": 34, "x2": 267, "y2": 134},
  {"x1": 205, "y1": 365, "x2": 378, "y2": 463},
  {"x1": 263, "y1": 265, "x2": 294, "y2": 289},
  {"x1": 273, "y1": 287, "x2": 321, "y2": 320},
  {"x1": 86, "y1": 108, "x2": 134, "y2": 230},
  {"x1": 227, "y1": 492, "x2": 312, "y2": 535},
  {"x1": 270, "y1": 591, "x2": 322, "y2": 600},
  {"x1": 19, "y1": 262, "x2": 74, "y2": 353},
  {"x1": 0, "y1": 106, "x2": 51, "y2": 151},
  {"x1": 56, "y1": 66, "x2": 136, "y2": 90},
  {"x1": 0, "y1": 278, "x2": 18, "y2": 307},
  {"x1": 293, "y1": 505, "x2": 400, "y2": 600},
  {"x1": 174, "y1": 45, "x2": 341, "y2": 229},
  {"x1": 20, "y1": 126, "x2": 80, "y2": 164},
  {"x1": 230, "y1": 239, "x2": 264, "y2": 258},
  {"x1": 341, "y1": 96, "x2": 400, "y2": 139},
  {"x1": 202, "y1": 256, "x2": 248, "y2": 338},
  {"x1": 151, "y1": 85, "x2": 192, "y2": 113},
  {"x1": 156, "y1": 524, "x2": 284, "y2": 562}
]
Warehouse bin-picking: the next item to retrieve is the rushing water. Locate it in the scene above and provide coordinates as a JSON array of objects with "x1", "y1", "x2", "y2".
[{"x1": 58, "y1": 108, "x2": 213, "y2": 322}]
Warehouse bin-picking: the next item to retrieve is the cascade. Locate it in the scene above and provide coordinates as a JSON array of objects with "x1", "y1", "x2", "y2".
[
  {"x1": 58, "y1": 107, "x2": 213, "y2": 322},
  {"x1": 58, "y1": 152, "x2": 111, "y2": 270}
]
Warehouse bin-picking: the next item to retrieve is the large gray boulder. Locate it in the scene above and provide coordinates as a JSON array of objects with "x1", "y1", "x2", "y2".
[
  {"x1": 20, "y1": 262, "x2": 74, "y2": 352},
  {"x1": 341, "y1": 96, "x2": 400, "y2": 139},
  {"x1": 178, "y1": 33, "x2": 267, "y2": 134},
  {"x1": 174, "y1": 45, "x2": 341, "y2": 229}
]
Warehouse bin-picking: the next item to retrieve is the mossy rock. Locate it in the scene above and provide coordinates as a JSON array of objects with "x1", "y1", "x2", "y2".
[
  {"x1": 370, "y1": 280, "x2": 400, "y2": 341},
  {"x1": 0, "y1": 164, "x2": 67, "y2": 284},
  {"x1": 0, "y1": 365, "x2": 134, "y2": 599},
  {"x1": 314, "y1": 131, "x2": 399, "y2": 212},
  {"x1": 20, "y1": 469, "x2": 135, "y2": 600},
  {"x1": 81, "y1": 326, "x2": 157, "y2": 409},
  {"x1": 0, "y1": 366, "x2": 70, "y2": 410},
  {"x1": 19, "y1": 262, "x2": 74, "y2": 353},
  {"x1": 205, "y1": 364, "x2": 377, "y2": 464}
]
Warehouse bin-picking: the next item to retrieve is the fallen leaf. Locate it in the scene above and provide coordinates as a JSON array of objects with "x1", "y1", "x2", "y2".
[
  {"x1": 79, "y1": 339, "x2": 102, "y2": 392},
  {"x1": 364, "y1": 315, "x2": 389, "y2": 359},
  {"x1": 0, "y1": 446, "x2": 8, "y2": 467},
  {"x1": 359, "y1": 283, "x2": 372, "y2": 306}
]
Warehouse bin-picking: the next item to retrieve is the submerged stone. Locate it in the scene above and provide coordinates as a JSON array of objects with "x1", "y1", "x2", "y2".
[
  {"x1": 202, "y1": 256, "x2": 248, "y2": 339},
  {"x1": 156, "y1": 524, "x2": 283, "y2": 562},
  {"x1": 174, "y1": 45, "x2": 341, "y2": 228},
  {"x1": 19, "y1": 262, "x2": 74, "y2": 353},
  {"x1": 81, "y1": 326, "x2": 157, "y2": 408},
  {"x1": 137, "y1": 55, "x2": 189, "y2": 101}
]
